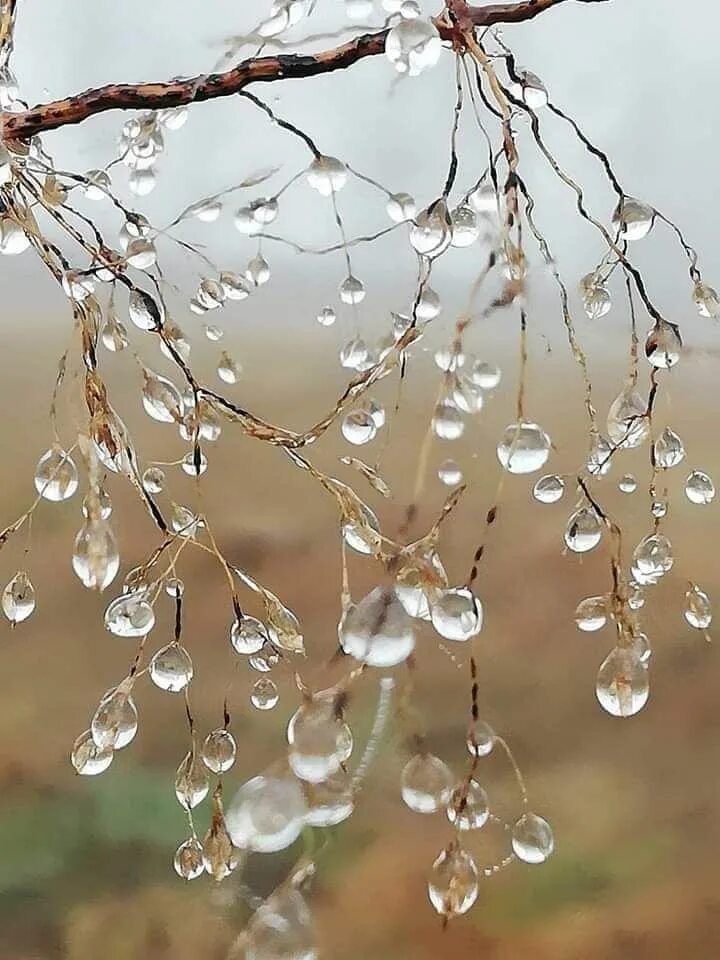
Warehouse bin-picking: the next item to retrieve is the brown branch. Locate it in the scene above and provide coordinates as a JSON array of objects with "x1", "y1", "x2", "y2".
[{"x1": 1, "y1": 0, "x2": 608, "y2": 141}]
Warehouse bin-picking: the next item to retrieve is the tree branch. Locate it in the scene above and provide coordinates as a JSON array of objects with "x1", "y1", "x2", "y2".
[{"x1": 0, "y1": 0, "x2": 609, "y2": 141}]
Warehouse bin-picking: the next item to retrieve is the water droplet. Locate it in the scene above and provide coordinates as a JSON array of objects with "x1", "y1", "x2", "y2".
[
  {"x1": 409, "y1": 198, "x2": 452, "y2": 257},
  {"x1": 217, "y1": 350, "x2": 241, "y2": 384},
  {"x1": 202, "y1": 729, "x2": 237, "y2": 774},
  {"x1": 401, "y1": 753, "x2": 453, "y2": 813},
  {"x1": 34, "y1": 445, "x2": 79, "y2": 501},
  {"x1": 128, "y1": 288, "x2": 160, "y2": 331},
  {"x1": 511, "y1": 812, "x2": 554, "y2": 863},
  {"x1": 339, "y1": 274, "x2": 365, "y2": 305},
  {"x1": 91, "y1": 681, "x2": 137, "y2": 749},
  {"x1": 575, "y1": 595, "x2": 608, "y2": 632},
  {"x1": 288, "y1": 699, "x2": 353, "y2": 783},
  {"x1": 245, "y1": 888, "x2": 316, "y2": 960},
  {"x1": 175, "y1": 750, "x2": 209, "y2": 809},
  {"x1": 685, "y1": 470, "x2": 715, "y2": 505},
  {"x1": 220, "y1": 270, "x2": 250, "y2": 300},
  {"x1": 251, "y1": 677, "x2": 279, "y2": 710},
  {"x1": 586, "y1": 435, "x2": 613, "y2": 477},
  {"x1": 1, "y1": 571, "x2": 35, "y2": 624},
  {"x1": 685, "y1": 584, "x2": 712, "y2": 629},
  {"x1": 432, "y1": 401, "x2": 464, "y2": 440},
  {"x1": 509, "y1": 69, "x2": 548, "y2": 108},
  {"x1": 497, "y1": 421, "x2": 551, "y2": 474},
  {"x1": 618, "y1": 473, "x2": 637, "y2": 494},
  {"x1": 447, "y1": 780, "x2": 489, "y2": 831},
  {"x1": 438, "y1": 459, "x2": 463, "y2": 486},
  {"x1": 104, "y1": 593, "x2": 155, "y2": 637},
  {"x1": 141, "y1": 368, "x2": 184, "y2": 423},
  {"x1": 582, "y1": 283, "x2": 612, "y2": 320},
  {"x1": 607, "y1": 386, "x2": 648, "y2": 449},
  {"x1": 533, "y1": 474, "x2": 564, "y2": 503},
  {"x1": 428, "y1": 847, "x2": 479, "y2": 917},
  {"x1": 342, "y1": 502, "x2": 380, "y2": 555},
  {"x1": 306, "y1": 155, "x2": 347, "y2": 195},
  {"x1": 339, "y1": 586, "x2": 415, "y2": 667},
  {"x1": 645, "y1": 320, "x2": 682, "y2": 369},
  {"x1": 305, "y1": 771, "x2": 354, "y2": 827},
  {"x1": 71, "y1": 729, "x2": 114, "y2": 775},
  {"x1": 246, "y1": 254, "x2": 270, "y2": 287},
  {"x1": 226, "y1": 774, "x2": 308, "y2": 853},
  {"x1": 385, "y1": 16, "x2": 442, "y2": 75},
  {"x1": 654, "y1": 427, "x2": 685, "y2": 468},
  {"x1": 181, "y1": 450, "x2": 208, "y2": 477},
  {"x1": 564, "y1": 507, "x2": 603, "y2": 553},
  {"x1": 466, "y1": 722, "x2": 495, "y2": 758},
  {"x1": 693, "y1": 280, "x2": 720, "y2": 318},
  {"x1": 149, "y1": 642, "x2": 193, "y2": 692},
  {"x1": 142, "y1": 466, "x2": 165, "y2": 493},
  {"x1": 450, "y1": 204, "x2": 479, "y2": 247},
  {"x1": 126, "y1": 237, "x2": 156, "y2": 269},
  {"x1": 469, "y1": 360, "x2": 501, "y2": 389},
  {"x1": 228, "y1": 615, "x2": 269, "y2": 656},
  {"x1": 250, "y1": 196, "x2": 279, "y2": 225},
  {"x1": 596, "y1": 646, "x2": 649, "y2": 717},
  {"x1": 72, "y1": 520, "x2": 120, "y2": 590},
  {"x1": 430, "y1": 587, "x2": 482, "y2": 641},
  {"x1": 612, "y1": 196, "x2": 654, "y2": 241},
  {"x1": 317, "y1": 306, "x2": 336, "y2": 326},
  {"x1": 386, "y1": 192, "x2": 416, "y2": 223},
  {"x1": 101, "y1": 316, "x2": 128, "y2": 351},
  {"x1": 341, "y1": 409, "x2": 377, "y2": 445},
  {"x1": 173, "y1": 838, "x2": 204, "y2": 880}
]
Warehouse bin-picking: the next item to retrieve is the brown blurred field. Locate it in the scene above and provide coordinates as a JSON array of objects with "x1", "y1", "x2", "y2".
[{"x1": 1, "y1": 303, "x2": 720, "y2": 960}]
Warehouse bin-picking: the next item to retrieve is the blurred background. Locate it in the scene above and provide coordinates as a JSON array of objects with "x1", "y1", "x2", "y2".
[{"x1": 1, "y1": 1, "x2": 720, "y2": 958}]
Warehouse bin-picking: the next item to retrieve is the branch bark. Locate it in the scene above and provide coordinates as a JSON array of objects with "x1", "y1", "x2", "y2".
[{"x1": 0, "y1": 0, "x2": 608, "y2": 141}]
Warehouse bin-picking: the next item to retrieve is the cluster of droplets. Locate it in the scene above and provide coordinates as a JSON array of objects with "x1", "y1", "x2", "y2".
[{"x1": 118, "y1": 107, "x2": 187, "y2": 196}]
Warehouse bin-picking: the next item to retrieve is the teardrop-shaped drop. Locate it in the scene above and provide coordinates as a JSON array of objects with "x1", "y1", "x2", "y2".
[
  {"x1": 34, "y1": 445, "x2": 79, "y2": 501},
  {"x1": 427, "y1": 847, "x2": 479, "y2": 917},
  {"x1": 632, "y1": 533, "x2": 673, "y2": 582},
  {"x1": 409, "y1": 199, "x2": 452, "y2": 258},
  {"x1": 104, "y1": 593, "x2": 155, "y2": 637},
  {"x1": 175, "y1": 750, "x2": 210, "y2": 809},
  {"x1": 685, "y1": 470, "x2": 715, "y2": 505},
  {"x1": 574, "y1": 595, "x2": 608, "y2": 631},
  {"x1": 91, "y1": 680, "x2": 137, "y2": 749},
  {"x1": 644, "y1": 320, "x2": 682, "y2": 369},
  {"x1": 596, "y1": 646, "x2": 649, "y2": 717},
  {"x1": 339, "y1": 586, "x2": 415, "y2": 667},
  {"x1": 202, "y1": 728, "x2": 237, "y2": 774},
  {"x1": 564, "y1": 507, "x2": 602, "y2": 553},
  {"x1": 607, "y1": 386, "x2": 649, "y2": 449},
  {"x1": 149, "y1": 642, "x2": 194, "y2": 692},
  {"x1": 141, "y1": 368, "x2": 184, "y2": 423},
  {"x1": 401, "y1": 753, "x2": 453, "y2": 813},
  {"x1": 173, "y1": 838, "x2": 204, "y2": 880},
  {"x1": 654, "y1": 427, "x2": 685, "y2": 469},
  {"x1": 685, "y1": 583, "x2": 712, "y2": 629},
  {"x1": 1, "y1": 571, "x2": 35, "y2": 624},
  {"x1": 71, "y1": 729, "x2": 114, "y2": 775},
  {"x1": 72, "y1": 519, "x2": 120, "y2": 590},
  {"x1": 612, "y1": 196, "x2": 654, "y2": 241}
]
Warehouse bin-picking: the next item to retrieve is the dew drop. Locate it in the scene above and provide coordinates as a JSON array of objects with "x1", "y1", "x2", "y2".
[
  {"x1": 174, "y1": 838, "x2": 205, "y2": 880},
  {"x1": 341, "y1": 409, "x2": 377, "y2": 445},
  {"x1": 685, "y1": 583, "x2": 712, "y2": 629},
  {"x1": 497, "y1": 421, "x2": 551, "y2": 474},
  {"x1": 401, "y1": 753, "x2": 453, "y2": 813},
  {"x1": 251, "y1": 677, "x2": 279, "y2": 710},
  {"x1": 104, "y1": 593, "x2": 155, "y2": 637},
  {"x1": 438, "y1": 459, "x2": 463, "y2": 486},
  {"x1": 430, "y1": 586, "x2": 482, "y2": 642},
  {"x1": 596, "y1": 646, "x2": 649, "y2": 717},
  {"x1": 575, "y1": 595, "x2": 608, "y2": 632},
  {"x1": 202, "y1": 729, "x2": 237, "y2": 774},
  {"x1": 533, "y1": 474, "x2": 564, "y2": 503},
  {"x1": 511, "y1": 812, "x2": 554, "y2": 863},
  {"x1": 564, "y1": 507, "x2": 602, "y2": 553},
  {"x1": 339, "y1": 586, "x2": 415, "y2": 667},
  {"x1": 149, "y1": 642, "x2": 194, "y2": 692},
  {"x1": 685, "y1": 470, "x2": 715, "y2": 505},
  {"x1": 1, "y1": 571, "x2": 35, "y2": 624},
  {"x1": 428, "y1": 847, "x2": 478, "y2": 917},
  {"x1": 34, "y1": 445, "x2": 79, "y2": 501}
]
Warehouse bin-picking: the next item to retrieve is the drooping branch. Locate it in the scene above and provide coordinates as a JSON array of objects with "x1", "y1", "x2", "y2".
[{"x1": 1, "y1": 0, "x2": 609, "y2": 141}]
